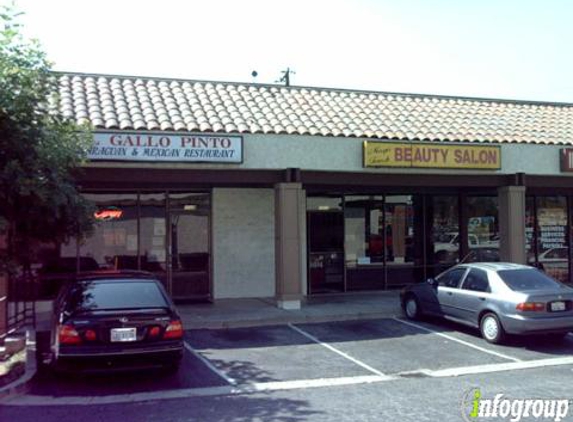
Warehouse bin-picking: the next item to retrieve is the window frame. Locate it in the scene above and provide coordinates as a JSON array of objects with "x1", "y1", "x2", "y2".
[
  {"x1": 460, "y1": 268, "x2": 491, "y2": 293},
  {"x1": 437, "y1": 267, "x2": 468, "y2": 289}
]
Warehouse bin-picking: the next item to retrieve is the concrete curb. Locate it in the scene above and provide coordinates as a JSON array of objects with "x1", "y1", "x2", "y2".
[{"x1": 0, "y1": 329, "x2": 36, "y2": 400}]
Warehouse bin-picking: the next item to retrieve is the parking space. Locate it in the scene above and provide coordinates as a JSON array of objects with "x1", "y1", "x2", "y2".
[
  {"x1": 185, "y1": 325, "x2": 374, "y2": 384},
  {"x1": 24, "y1": 317, "x2": 573, "y2": 398},
  {"x1": 27, "y1": 346, "x2": 227, "y2": 397},
  {"x1": 291, "y1": 319, "x2": 511, "y2": 374},
  {"x1": 405, "y1": 316, "x2": 573, "y2": 362},
  {"x1": 187, "y1": 318, "x2": 573, "y2": 383}
]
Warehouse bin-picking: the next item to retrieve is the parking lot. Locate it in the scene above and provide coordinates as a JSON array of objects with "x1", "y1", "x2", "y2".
[{"x1": 19, "y1": 316, "x2": 573, "y2": 402}]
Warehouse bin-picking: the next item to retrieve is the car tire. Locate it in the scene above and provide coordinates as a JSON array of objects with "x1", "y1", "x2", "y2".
[
  {"x1": 480, "y1": 313, "x2": 506, "y2": 344},
  {"x1": 404, "y1": 295, "x2": 422, "y2": 320}
]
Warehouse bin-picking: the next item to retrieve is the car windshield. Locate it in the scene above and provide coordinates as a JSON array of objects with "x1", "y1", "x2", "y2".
[
  {"x1": 65, "y1": 280, "x2": 168, "y2": 312},
  {"x1": 498, "y1": 269, "x2": 563, "y2": 291}
]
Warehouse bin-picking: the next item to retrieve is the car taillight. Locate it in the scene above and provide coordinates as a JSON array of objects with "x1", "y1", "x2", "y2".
[
  {"x1": 163, "y1": 320, "x2": 183, "y2": 339},
  {"x1": 148, "y1": 326, "x2": 161, "y2": 337},
  {"x1": 59, "y1": 325, "x2": 82, "y2": 345},
  {"x1": 516, "y1": 302, "x2": 545, "y2": 312},
  {"x1": 85, "y1": 329, "x2": 97, "y2": 341}
]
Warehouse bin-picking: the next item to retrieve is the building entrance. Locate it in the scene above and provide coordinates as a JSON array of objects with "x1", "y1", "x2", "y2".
[{"x1": 168, "y1": 193, "x2": 211, "y2": 300}]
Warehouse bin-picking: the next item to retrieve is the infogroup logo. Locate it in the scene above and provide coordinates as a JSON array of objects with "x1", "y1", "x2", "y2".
[{"x1": 461, "y1": 388, "x2": 570, "y2": 422}]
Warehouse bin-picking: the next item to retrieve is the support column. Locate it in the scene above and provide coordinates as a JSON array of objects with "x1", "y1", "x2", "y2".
[
  {"x1": 498, "y1": 186, "x2": 526, "y2": 264},
  {"x1": 275, "y1": 183, "x2": 304, "y2": 310}
]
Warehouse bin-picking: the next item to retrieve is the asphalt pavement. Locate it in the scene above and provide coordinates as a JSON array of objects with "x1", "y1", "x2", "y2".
[{"x1": 5, "y1": 316, "x2": 573, "y2": 402}]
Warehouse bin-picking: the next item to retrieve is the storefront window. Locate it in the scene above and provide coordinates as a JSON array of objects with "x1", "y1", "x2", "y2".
[
  {"x1": 525, "y1": 196, "x2": 536, "y2": 265},
  {"x1": 344, "y1": 196, "x2": 384, "y2": 290},
  {"x1": 307, "y1": 196, "x2": 344, "y2": 293},
  {"x1": 139, "y1": 193, "x2": 167, "y2": 285},
  {"x1": 466, "y1": 196, "x2": 499, "y2": 263},
  {"x1": 385, "y1": 195, "x2": 419, "y2": 288},
  {"x1": 78, "y1": 193, "x2": 139, "y2": 271},
  {"x1": 343, "y1": 195, "x2": 420, "y2": 290},
  {"x1": 169, "y1": 193, "x2": 211, "y2": 299},
  {"x1": 432, "y1": 196, "x2": 460, "y2": 268},
  {"x1": 536, "y1": 196, "x2": 568, "y2": 283}
]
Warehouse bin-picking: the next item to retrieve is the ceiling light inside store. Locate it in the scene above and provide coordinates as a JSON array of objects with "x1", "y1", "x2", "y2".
[
  {"x1": 184, "y1": 205, "x2": 197, "y2": 211},
  {"x1": 318, "y1": 206, "x2": 330, "y2": 211}
]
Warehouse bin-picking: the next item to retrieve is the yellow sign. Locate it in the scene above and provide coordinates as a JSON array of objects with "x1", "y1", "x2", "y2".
[{"x1": 363, "y1": 141, "x2": 501, "y2": 170}]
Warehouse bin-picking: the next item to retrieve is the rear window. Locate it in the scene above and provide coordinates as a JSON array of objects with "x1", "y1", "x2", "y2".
[
  {"x1": 498, "y1": 269, "x2": 563, "y2": 291},
  {"x1": 65, "y1": 281, "x2": 168, "y2": 312}
]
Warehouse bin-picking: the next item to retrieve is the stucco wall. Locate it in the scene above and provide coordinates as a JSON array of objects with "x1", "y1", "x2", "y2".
[
  {"x1": 212, "y1": 188, "x2": 275, "y2": 298},
  {"x1": 86, "y1": 134, "x2": 572, "y2": 177},
  {"x1": 244, "y1": 134, "x2": 570, "y2": 176}
]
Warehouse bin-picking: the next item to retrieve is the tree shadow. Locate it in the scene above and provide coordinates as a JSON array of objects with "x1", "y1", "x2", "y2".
[{"x1": 165, "y1": 394, "x2": 321, "y2": 422}]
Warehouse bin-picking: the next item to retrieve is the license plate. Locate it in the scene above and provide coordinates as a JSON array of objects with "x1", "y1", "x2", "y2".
[
  {"x1": 550, "y1": 301, "x2": 566, "y2": 312},
  {"x1": 110, "y1": 328, "x2": 137, "y2": 342}
]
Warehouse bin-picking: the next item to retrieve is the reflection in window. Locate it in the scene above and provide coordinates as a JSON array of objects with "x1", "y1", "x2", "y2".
[
  {"x1": 466, "y1": 196, "x2": 499, "y2": 263},
  {"x1": 139, "y1": 193, "x2": 167, "y2": 278},
  {"x1": 526, "y1": 196, "x2": 536, "y2": 265},
  {"x1": 78, "y1": 193, "x2": 138, "y2": 270},
  {"x1": 308, "y1": 196, "x2": 344, "y2": 293},
  {"x1": 343, "y1": 195, "x2": 419, "y2": 290},
  {"x1": 432, "y1": 196, "x2": 460, "y2": 266},
  {"x1": 344, "y1": 196, "x2": 383, "y2": 267},
  {"x1": 536, "y1": 196, "x2": 568, "y2": 283}
]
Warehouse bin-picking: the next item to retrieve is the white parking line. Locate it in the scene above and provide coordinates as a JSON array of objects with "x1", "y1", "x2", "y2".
[
  {"x1": 392, "y1": 317, "x2": 522, "y2": 363},
  {"x1": 5, "y1": 355, "x2": 573, "y2": 406},
  {"x1": 287, "y1": 323, "x2": 386, "y2": 377},
  {"x1": 184, "y1": 342, "x2": 236, "y2": 385},
  {"x1": 426, "y1": 356, "x2": 573, "y2": 377}
]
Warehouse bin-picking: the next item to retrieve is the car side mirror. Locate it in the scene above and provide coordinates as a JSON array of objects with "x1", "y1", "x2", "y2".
[{"x1": 426, "y1": 278, "x2": 436, "y2": 287}]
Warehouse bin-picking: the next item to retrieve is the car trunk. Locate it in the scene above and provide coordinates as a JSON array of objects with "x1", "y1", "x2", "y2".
[
  {"x1": 520, "y1": 289, "x2": 573, "y2": 317},
  {"x1": 64, "y1": 307, "x2": 173, "y2": 346}
]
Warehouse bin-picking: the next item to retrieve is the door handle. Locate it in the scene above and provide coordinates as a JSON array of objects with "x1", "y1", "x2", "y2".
[
  {"x1": 478, "y1": 297, "x2": 486, "y2": 301},
  {"x1": 447, "y1": 292, "x2": 453, "y2": 296}
]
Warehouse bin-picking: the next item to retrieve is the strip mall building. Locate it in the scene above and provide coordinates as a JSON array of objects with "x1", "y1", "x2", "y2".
[{"x1": 42, "y1": 72, "x2": 573, "y2": 309}]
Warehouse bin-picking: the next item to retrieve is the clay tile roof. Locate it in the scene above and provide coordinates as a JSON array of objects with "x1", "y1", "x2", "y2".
[{"x1": 54, "y1": 72, "x2": 573, "y2": 145}]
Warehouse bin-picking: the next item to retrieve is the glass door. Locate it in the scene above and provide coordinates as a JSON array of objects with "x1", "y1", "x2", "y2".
[
  {"x1": 168, "y1": 193, "x2": 211, "y2": 301},
  {"x1": 384, "y1": 195, "x2": 421, "y2": 288},
  {"x1": 307, "y1": 197, "x2": 345, "y2": 294}
]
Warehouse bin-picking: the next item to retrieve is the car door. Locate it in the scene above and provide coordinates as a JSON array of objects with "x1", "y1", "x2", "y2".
[
  {"x1": 453, "y1": 268, "x2": 491, "y2": 325},
  {"x1": 435, "y1": 267, "x2": 468, "y2": 316}
]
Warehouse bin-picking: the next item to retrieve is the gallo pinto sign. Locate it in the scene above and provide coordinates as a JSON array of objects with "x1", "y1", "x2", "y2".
[
  {"x1": 364, "y1": 141, "x2": 501, "y2": 170},
  {"x1": 89, "y1": 132, "x2": 243, "y2": 163}
]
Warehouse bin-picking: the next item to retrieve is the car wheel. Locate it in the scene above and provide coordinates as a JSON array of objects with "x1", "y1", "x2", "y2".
[
  {"x1": 480, "y1": 313, "x2": 506, "y2": 344},
  {"x1": 404, "y1": 295, "x2": 421, "y2": 320}
]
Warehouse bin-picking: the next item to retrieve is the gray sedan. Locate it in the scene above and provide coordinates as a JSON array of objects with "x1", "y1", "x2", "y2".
[{"x1": 400, "y1": 262, "x2": 573, "y2": 344}]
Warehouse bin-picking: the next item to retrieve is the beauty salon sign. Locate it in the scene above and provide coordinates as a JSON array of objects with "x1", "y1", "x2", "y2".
[{"x1": 364, "y1": 141, "x2": 501, "y2": 170}]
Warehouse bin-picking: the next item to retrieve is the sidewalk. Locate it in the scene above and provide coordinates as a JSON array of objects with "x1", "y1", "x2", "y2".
[{"x1": 178, "y1": 290, "x2": 403, "y2": 329}]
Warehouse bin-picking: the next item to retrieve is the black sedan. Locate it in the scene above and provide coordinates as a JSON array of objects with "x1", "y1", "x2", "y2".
[{"x1": 37, "y1": 271, "x2": 184, "y2": 374}]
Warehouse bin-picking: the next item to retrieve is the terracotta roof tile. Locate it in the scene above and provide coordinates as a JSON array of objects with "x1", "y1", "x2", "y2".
[{"x1": 55, "y1": 72, "x2": 573, "y2": 144}]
